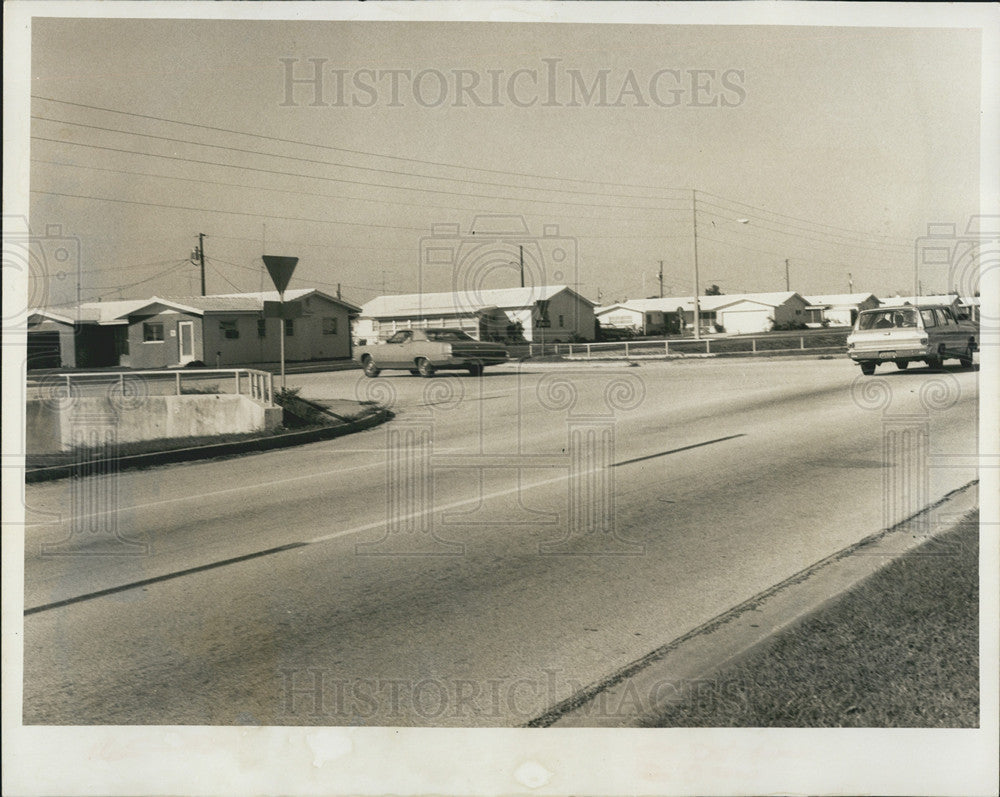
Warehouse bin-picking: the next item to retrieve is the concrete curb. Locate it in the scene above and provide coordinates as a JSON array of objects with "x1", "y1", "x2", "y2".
[
  {"x1": 24, "y1": 408, "x2": 393, "y2": 483},
  {"x1": 531, "y1": 480, "x2": 979, "y2": 727}
]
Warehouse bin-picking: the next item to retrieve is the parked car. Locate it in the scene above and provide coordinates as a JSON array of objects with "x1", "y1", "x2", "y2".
[
  {"x1": 846, "y1": 305, "x2": 978, "y2": 375},
  {"x1": 355, "y1": 328, "x2": 509, "y2": 377}
]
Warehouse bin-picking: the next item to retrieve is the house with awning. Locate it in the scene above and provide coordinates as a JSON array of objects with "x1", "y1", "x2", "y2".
[{"x1": 356, "y1": 285, "x2": 597, "y2": 343}]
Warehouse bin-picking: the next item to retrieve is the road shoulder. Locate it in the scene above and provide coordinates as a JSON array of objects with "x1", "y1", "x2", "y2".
[{"x1": 538, "y1": 481, "x2": 979, "y2": 727}]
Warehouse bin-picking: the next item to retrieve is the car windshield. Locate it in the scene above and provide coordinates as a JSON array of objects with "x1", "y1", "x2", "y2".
[
  {"x1": 386, "y1": 331, "x2": 412, "y2": 344},
  {"x1": 425, "y1": 330, "x2": 475, "y2": 342},
  {"x1": 857, "y1": 309, "x2": 918, "y2": 330}
]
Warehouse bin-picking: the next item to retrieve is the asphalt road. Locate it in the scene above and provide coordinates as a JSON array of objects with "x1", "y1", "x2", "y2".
[{"x1": 21, "y1": 356, "x2": 979, "y2": 726}]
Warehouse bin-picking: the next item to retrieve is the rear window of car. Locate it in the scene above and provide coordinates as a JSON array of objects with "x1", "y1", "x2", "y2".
[{"x1": 858, "y1": 309, "x2": 917, "y2": 330}]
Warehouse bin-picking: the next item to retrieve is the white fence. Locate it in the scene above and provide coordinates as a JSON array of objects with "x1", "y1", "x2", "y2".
[
  {"x1": 35, "y1": 368, "x2": 276, "y2": 405},
  {"x1": 522, "y1": 333, "x2": 849, "y2": 359}
]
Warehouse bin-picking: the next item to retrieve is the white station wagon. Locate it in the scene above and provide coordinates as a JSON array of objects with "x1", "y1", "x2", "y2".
[{"x1": 846, "y1": 305, "x2": 978, "y2": 375}]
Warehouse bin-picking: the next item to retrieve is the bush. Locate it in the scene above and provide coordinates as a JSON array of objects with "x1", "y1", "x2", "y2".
[{"x1": 770, "y1": 320, "x2": 809, "y2": 332}]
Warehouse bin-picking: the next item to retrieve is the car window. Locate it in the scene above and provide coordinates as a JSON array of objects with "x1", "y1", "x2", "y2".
[
  {"x1": 920, "y1": 309, "x2": 937, "y2": 328},
  {"x1": 858, "y1": 309, "x2": 916, "y2": 330},
  {"x1": 940, "y1": 308, "x2": 956, "y2": 324},
  {"x1": 387, "y1": 331, "x2": 412, "y2": 344},
  {"x1": 425, "y1": 330, "x2": 474, "y2": 342}
]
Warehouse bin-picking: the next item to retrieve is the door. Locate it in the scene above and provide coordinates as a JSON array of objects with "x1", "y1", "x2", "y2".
[{"x1": 178, "y1": 321, "x2": 195, "y2": 365}]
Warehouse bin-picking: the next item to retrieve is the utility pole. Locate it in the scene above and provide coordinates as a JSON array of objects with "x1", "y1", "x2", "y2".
[
  {"x1": 784, "y1": 258, "x2": 790, "y2": 292},
  {"x1": 692, "y1": 189, "x2": 701, "y2": 340},
  {"x1": 519, "y1": 245, "x2": 524, "y2": 288},
  {"x1": 848, "y1": 272, "x2": 853, "y2": 293},
  {"x1": 198, "y1": 233, "x2": 206, "y2": 296},
  {"x1": 658, "y1": 260, "x2": 664, "y2": 298}
]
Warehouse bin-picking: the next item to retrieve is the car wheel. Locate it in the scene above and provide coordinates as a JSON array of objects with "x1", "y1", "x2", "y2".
[
  {"x1": 925, "y1": 356, "x2": 943, "y2": 370},
  {"x1": 416, "y1": 358, "x2": 435, "y2": 378},
  {"x1": 959, "y1": 346, "x2": 974, "y2": 368},
  {"x1": 362, "y1": 356, "x2": 380, "y2": 378},
  {"x1": 860, "y1": 362, "x2": 876, "y2": 376},
  {"x1": 409, "y1": 369, "x2": 419, "y2": 375},
  {"x1": 467, "y1": 363, "x2": 484, "y2": 377},
  {"x1": 894, "y1": 360, "x2": 908, "y2": 370}
]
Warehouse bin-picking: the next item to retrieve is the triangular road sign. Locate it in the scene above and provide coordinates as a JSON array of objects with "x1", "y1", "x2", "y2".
[{"x1": 262, "y1": 255, "x2": 298, "y2": 295}]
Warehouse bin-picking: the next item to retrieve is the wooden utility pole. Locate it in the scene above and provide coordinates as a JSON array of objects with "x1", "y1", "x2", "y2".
[
  {"x1": 658, "y1": 260, "x2": 664, "y2": 298},
  {"x1": 692, "y1": 190, "x2": 701, "y2": 340},
  {"x1": 520, "y1": 245, "x2": 524, "y2": 288},
  {"x1": 784, "y1": 258, "x2": 790, "y2": 292},
  {"x1": 198, "y1": 232, "x2": 206, "y2": 296}
]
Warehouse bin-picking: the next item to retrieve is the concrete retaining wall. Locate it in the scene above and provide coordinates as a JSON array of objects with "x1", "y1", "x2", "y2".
[{"x1": 26, "y1": 394, "x2": 282, "y2": 454}]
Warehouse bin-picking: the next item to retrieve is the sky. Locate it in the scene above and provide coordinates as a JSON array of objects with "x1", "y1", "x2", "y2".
[{"x1": 24, "y1": 14, "x2": 985, "y2": 309}]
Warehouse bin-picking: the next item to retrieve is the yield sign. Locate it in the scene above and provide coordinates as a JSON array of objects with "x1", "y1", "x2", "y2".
[{"x1": 262, "y1": 255, "x2": 298, "y2": 295}]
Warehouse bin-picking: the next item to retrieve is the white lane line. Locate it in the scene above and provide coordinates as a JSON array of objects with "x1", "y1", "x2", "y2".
[
  {"x1": 307, "y1": 467, "x2": 592, "y2": 545},
  {"x1": 59, "y1": 458, "x2": 388, "y2": 522}
]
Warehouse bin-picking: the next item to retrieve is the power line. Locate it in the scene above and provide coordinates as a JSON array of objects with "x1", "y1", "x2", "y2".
[
  {"x1": 32, "y1": 136, "x2": 684, "y2": 215},
  {"x1": 205, "y1": 261, "x2": 246, "y2": 293},
  {"x1": 31, "y1": 96, "x2": 918, "y2": 247},
  {"x1": 32, "y1": 113, "x2": 693, "y2": 205},
  {"x1": 695, "y1": 233, "x2": 906, "y2": 271},
  {"x1": 30, "y1": 188, "x2": 429, "y2": 233},
  {"x1": 86, "y1": 259, "x2": 189, "y2": 297},
  {"x1": 31, "y1": 156, "x2": 690, "y2": 227},
  {"x1": 696, "y1": 204, "x2": 912, "y2": 256},
  {"x1": 31, "y1": 95, "x2": 697, "y2": 196},
  {"x1": 697, "y1": 190, "x2": 914, "y2": 245}
]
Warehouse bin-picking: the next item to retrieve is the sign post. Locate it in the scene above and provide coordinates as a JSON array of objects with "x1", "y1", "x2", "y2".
[{"x1": 262, "y1": 255, "x2": 298, "y2": 390}]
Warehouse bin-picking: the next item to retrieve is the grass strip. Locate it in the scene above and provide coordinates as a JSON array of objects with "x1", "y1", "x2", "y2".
[{"x1": 645, "y1": 513, "x2": 979, "y2": 727}]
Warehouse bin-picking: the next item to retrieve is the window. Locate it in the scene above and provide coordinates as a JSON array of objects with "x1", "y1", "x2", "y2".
[
  {"x1": 284, "y1": 318, "x2": 295, "y2": 337},
  {"x1": 920, "y1": 309, "x2": 937, "y2": 328},
  {"x1": 257, "y1": 319, "x2": 267, "y2": 338},
  {"x1": 322, "y1": 317, "x2": 338, "y2": 335},
  {"x1": 425, "y1": 330, "x2": 473, "y2": 342},
  {"x1": 219, "y1": 320, "x2": 239, "y2": 339},
  {"x1": 558, "y1": 315, "x2": 565, "y2": 328},
  {"x1": 143, "y1": 322, "x2": 164, "y2": 342}
]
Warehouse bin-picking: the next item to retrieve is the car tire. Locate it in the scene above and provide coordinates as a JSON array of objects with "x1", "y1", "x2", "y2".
[
  {"x1": 925, "y1": 356, "x2": 943, "y2": 370},
  {"x1": 860, "y1": 362, "x2": 876, "y2": 376},
  {"x1": 409, "y1": 369, "x2": 419, "y2": 375},
  {"x1": 362, "y1": 356, "x2": 380, "y2": 378},
  {"x1": 416, "y1": 358, "x2": 435, "y2": 378},
  {"x1": 959, "y1": 346, "x2": 974, "y2": 368},
  {"x1": 894, "y1": 360, "x2": 908, "y2": 370},
  {"x1": 467, "y1": 363, "x2": 484, "y2": 377}
]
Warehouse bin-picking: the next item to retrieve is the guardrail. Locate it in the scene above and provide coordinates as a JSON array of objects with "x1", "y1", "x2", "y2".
[
  {"x1": 36, "y1": 368, "x2": 276, "y2": 405},
  {"x1": 524, "y1": 332, "x2": 849, "y2": 359}
]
